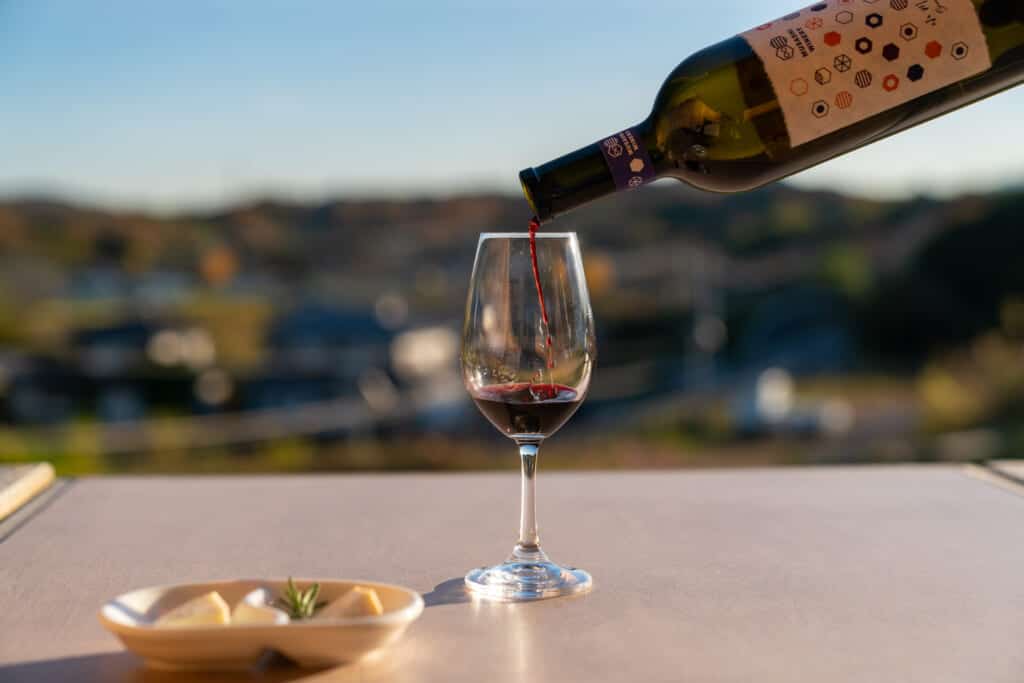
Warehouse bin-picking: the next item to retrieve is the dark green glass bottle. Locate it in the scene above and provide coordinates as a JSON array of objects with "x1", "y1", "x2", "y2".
[{"x1": 521, "y1": 0, "x2": 1024, "y2": 223}]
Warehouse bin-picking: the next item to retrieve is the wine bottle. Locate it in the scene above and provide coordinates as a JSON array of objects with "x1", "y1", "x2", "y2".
[{"x1": 520, "y1": 0, "x2": 1024, "y2": 223}]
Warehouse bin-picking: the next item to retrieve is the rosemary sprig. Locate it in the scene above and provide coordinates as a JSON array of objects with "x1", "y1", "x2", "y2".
[{"x1": 277, "y1": 577, "x2": 322, "y2": 619}]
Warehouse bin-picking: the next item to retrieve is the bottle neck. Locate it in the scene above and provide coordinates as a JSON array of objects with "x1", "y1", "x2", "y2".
[{"x1": 519, "y1": 119, "x2": 657, "y2": 224}]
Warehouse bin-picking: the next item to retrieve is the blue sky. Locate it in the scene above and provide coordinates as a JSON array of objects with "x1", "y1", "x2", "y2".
[{"x1": 1, "y1": 0, "x2": 1022, "y2": 211}]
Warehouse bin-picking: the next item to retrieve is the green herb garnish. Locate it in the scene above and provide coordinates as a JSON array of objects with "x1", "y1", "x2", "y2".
[{"x1": 278, "y1": 577, "x2": 322, "y2": 619}]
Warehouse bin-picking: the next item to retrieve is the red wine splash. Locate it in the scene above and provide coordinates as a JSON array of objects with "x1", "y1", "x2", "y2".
[{"x1": 528, "y1": 216, "x2": 554, "y2": 368}]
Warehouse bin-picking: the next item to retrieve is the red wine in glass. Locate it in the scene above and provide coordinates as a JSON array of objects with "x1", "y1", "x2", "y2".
[{"x1": 471, "y1": 382, "x2": 581, "y2": 439}]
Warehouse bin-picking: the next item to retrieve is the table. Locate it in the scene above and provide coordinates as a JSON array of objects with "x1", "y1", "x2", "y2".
[{"x1": 2, "y1": 465, "x2": 1023, "y2": 682}]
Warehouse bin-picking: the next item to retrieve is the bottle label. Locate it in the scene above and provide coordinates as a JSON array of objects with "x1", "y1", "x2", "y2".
[
  {"x1": 740, "y1": 0, "x2": 990, "y2": 147},
  {"x1": 597, "y1": 128, "x2": 657, "y2": 190}
]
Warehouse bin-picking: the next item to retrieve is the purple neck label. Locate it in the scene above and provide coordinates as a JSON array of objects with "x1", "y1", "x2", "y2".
[{"x1": 598, "y1": 128, "x2": 656, "y2": 191}]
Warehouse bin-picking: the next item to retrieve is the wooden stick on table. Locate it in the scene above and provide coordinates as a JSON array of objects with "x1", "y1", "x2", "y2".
[{"x1": 0, "y1": 463, "x2": 56, "y2": 522}]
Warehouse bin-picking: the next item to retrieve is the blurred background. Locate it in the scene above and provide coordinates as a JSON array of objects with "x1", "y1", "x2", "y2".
[{"x1": 1, "y1": 0, "x2": 1023, "y2": 474}]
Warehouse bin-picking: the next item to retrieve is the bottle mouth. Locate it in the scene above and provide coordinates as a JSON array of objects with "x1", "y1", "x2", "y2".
[{"x1": 518, "y1": 168, "x2": 545, "y2": 222}]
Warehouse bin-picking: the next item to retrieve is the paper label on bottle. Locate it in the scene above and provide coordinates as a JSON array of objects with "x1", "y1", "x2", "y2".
[
  {"x1": 741, "y1": 0, "x2": 990, "y2": 147},
  {"x1": 598, "y1": 128, "x2": 657, "y2": 190}
]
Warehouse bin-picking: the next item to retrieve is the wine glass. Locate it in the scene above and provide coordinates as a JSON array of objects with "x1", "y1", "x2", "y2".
[{"x1": 461, "y1": 232, "x2": 596, "y2": 601}]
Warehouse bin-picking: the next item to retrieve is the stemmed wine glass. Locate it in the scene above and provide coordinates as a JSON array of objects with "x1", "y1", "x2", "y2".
[{"x1": 461, "y1": 232, "x2": 596, "y2": 601}]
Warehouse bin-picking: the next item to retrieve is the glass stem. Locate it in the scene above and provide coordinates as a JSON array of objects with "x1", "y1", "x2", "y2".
[{"x1": 512, "y1": 442, "x2": 547, "y2": 562}]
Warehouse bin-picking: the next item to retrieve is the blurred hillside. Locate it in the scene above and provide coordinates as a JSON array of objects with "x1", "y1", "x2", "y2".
[{"x1": 0, "y1": 182, "x2": 1022, "y2": 472}]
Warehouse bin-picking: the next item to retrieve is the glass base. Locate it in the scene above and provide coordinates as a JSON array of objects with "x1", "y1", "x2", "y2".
[{"x1": 465, "y1": 546, "x2": 592, "y2": 601}]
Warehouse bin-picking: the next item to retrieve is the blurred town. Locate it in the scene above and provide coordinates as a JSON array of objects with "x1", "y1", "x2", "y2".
[{"x1": 0, "y1": 182, "x2": 1022, "y2": 474}]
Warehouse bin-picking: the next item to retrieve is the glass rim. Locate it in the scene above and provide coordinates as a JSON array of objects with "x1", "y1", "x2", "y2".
[{"x1": 478, "y1": 232, "x2": 577, "y2": 239}]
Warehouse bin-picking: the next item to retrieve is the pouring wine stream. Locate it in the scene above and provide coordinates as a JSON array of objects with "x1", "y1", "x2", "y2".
[{"x1": 528, "y1": 217, "x2": 555, "y2": 390}]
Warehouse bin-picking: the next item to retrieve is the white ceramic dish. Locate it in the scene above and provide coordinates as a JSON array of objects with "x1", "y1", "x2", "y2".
[{"x1": 99, "y1": 578, "x2": 424, "y2": 670}]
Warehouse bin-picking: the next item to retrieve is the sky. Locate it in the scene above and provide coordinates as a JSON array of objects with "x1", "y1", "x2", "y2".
[{"x1": 1, "y1": 0, "x2": 1022, "y2": 212}]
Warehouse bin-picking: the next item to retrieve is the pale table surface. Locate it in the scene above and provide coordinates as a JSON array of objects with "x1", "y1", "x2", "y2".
[{"x1": 1, "y1": 465, "x2": 1023, "y2": 682}]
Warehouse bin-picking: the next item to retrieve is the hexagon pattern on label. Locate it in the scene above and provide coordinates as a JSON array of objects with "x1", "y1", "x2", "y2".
[{"x1": 741, "y1": 0, "x2": 990, "y2": 147}]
